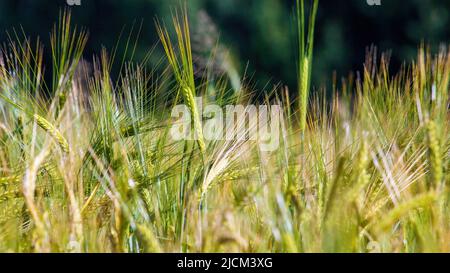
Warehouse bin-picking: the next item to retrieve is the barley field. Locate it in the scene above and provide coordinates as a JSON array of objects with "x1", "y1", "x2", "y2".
[{"x1": 0, "y1": 1, "x2": 448, "y2": 253}]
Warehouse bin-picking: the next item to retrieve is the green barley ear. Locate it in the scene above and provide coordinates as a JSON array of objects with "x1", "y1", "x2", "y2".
[
  {"x1": 51, "y1": 9, "x2": 88, "y2": 112},
  {"x1": 33, "y1": 114, "x2": 70, "y2": 153},
  {"x1": 156, "y1": 9, "x2": 206, "y2": 154},
  {"x1": 376, "y1": 193, "x2": 437, "y2": 232},
  {"x1": 355, "y1": 140, "x2": 370, "y2": 187},
  {"x1": 299, "y1": 57, "x2": 310, "y2": 132},
  {"x1": 426, "y1": 120, "x2": 442, "y2": 189},
  {"x1": 346, "y1": 139, "x2": 371, "y2": 202},
  {"x1": 183, "y1": 87, "x2": 205, "y2": 153},
  {"x1": 135, "y1": 224, "x2": 162, "y2": 253},
  {"x1": 0, "y1": 93, "x2": 69, "y2": 153},
  {"x1": 296, "y1": 0, "x2": 318, "y2": 133},
  {"x1": 0, "y1": 175, "x2": 21, "y2": 185}
]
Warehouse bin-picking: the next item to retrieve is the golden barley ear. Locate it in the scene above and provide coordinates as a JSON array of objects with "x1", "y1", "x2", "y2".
[
  {"x1": 0, "y1": 93, "x2": 69, "y2": 153},
  {"x1": 33, "y1": 114, "x2": 70, "y2": 153},
  {"x1": 426, "y1": 120, "x2": 443, "y2": 189}
]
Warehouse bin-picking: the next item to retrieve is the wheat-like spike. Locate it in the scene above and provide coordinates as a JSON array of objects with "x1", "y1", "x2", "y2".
[
  {"x1": 0, "y1": 175, "x2": 22, "y2": 185},
  {"x1": 135, "y1": 224, "x2": 162, "y2": 253},
  {"x1": 199, "y1": 167, "x2": 256, "y2": 202},
  {"x1": 297, "y1": 0, "x2": 318, "y2": 133},
  {"x1": 183, "y1": 87, "x2": 205, "y2": 153},
  {"x1": 0, "y1": 162, "x2": 60, "y2": 186},
  {"x1": 376, "y1": 192, "x2": 437, "y2": 232},
  {"x1": 218, "y1": 166, "x2": 259, "y2": 181},
  {"x1": 347, "y1": 140, "x2": 371, "y2": 202},
  {"x1": 299, "y1": 57, "x2": 310, "y2": 133},
  {"x1": 356, "y1": 140, "x2": 370, "y2": 186},
  {"x1": 0, "y1": 189, "x2": 22, "y2": 202},
  {"x1": 40, "y1": 162, "x2": 62, "y2": 181},
  {"x1": 0, "y1": 93, "x2": 69, "y2": 153},
  {"x1": 426, "y1": 121, "x2": 443, "y2": 189},
  {"x1": 157, "y1": 12, "x2": 206, "y2": 155},
  {"x1": 33, "y1": 114, "x2": 69, "y2": 153},
  {"x1": 130, "y1": 159, "x2": 154, "y2": 184}
]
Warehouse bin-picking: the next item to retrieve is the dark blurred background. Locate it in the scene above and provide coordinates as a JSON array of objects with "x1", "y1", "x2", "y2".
[{"x1": 0, "y1": 0, "x2": 449, "y2": 93}]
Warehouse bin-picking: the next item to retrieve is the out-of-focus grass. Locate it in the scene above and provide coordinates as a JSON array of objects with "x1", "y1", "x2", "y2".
[{"x1": 0, "y1": 2, "x2": 448, "y2": 252}]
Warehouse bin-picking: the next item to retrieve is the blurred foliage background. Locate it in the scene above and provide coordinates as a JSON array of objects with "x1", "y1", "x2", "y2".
[{"x1": 0, "y1": 0, "x2": 449, "y2": 93}]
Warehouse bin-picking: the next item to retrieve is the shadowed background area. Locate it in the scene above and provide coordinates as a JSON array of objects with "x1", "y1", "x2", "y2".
[{"x1": 0, "y1": 0, "x2": 449, "y2": 93}]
